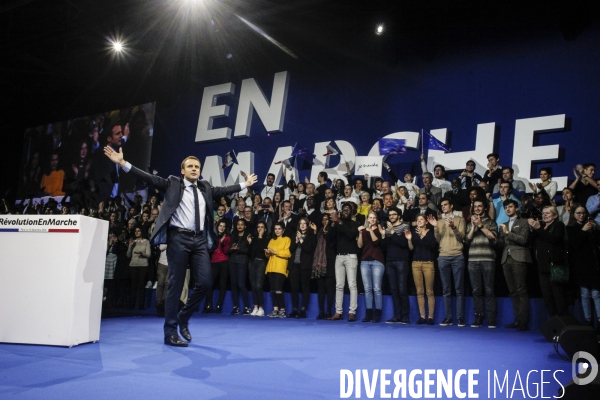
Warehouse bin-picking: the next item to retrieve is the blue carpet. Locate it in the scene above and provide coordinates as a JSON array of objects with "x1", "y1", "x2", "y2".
[{"x1": 0, "y1": 314, "x2": 576, "y2": 399}]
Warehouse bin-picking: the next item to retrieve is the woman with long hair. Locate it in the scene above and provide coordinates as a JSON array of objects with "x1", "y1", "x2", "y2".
[
  {"x1": 288, "y1": 217, "x2": 317, "y2": 318},
  {"x1": 127, "y1": 226, "x2": 151, "y2": 310},
  {"x1": 218, "y1": 195, "x2": 233, "y2": 219},
  {"x1": 358, "y1": 211, "x2": 386, "y2": 322},
  {"x1": 252, "y1": 193, "x2": 263, "y2": 214},
  {"x1": 406, "y1": 214, "x2": 438, "y2": 325},
  {"x1": 311, "y1": 214, "x2": 336, "y2": 319},
  {"x1": 273, "y1": 191, "x2": 283, "y2": 220},
  {"x1": 557, "y1": 187, "x2": 575, "y2": 225},
  {"x1": 206, "y1": 220, "x2": 230, "y2": 314},
  {"x1": 529, "y1": 167, "x2": 558, "y2": 201},
  {"x1": 265, "y1": 222, "x2": 292, "y2": 317},
  {"x1": 323, "y1": 197, "x2": 337, "y2": 215},
  {"x1": 40, "y1": 151, "x2": 65, "y2": 196},
  {"x1": 70, "y1": 139, "x2": 92, "y2": 181},
  {"x1": 296, "y1": 182, "x2": 307, "y2": 201},
  {"x1": 227, "y1": 219, "x2": 251, "y2": 315},
  {"x1": 247, "y1": 221, "x2": 271, "y2": 316},
  {"x1": 528, "y1": 205, "x2": 569, "y2": 317},
  {"x1": 567, "y1": 204, "x2": 600, "y2": 329}
]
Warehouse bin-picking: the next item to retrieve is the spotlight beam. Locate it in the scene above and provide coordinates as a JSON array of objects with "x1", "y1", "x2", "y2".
[{"x1": 235, "y1": 14, "x2": 298, "y2": 59}]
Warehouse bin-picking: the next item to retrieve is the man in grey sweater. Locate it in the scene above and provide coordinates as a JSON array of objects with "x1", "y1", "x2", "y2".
[{"x1": 465, "y1": 198, "x2": 498, "y2": 328}]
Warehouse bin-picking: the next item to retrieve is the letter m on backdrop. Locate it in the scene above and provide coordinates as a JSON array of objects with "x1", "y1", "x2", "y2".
[{"x1": 195, "y1": 71, "x2": 290, "y2": 142}]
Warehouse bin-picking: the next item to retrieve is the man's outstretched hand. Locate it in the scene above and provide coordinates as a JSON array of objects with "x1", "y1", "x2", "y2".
[
  {"x1": 104, "y1": 146, "x2": 125, "y2": 167},
  {"x1": 244, "y1": 173, "x2": 258, "y2": 188}
]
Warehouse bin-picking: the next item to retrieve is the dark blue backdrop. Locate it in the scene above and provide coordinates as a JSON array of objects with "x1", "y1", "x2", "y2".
[{"x1": 150, "y1": 24, "x2": 600, "y2": 189}]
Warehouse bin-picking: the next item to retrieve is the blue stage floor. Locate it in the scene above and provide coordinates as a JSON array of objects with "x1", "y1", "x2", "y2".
[{"x1": 1, "y1": 313, "x2": 575, "y2": 399}]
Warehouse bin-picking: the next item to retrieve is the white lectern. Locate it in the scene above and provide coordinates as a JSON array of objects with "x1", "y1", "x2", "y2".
[{"x1": 0, "y1": 215, "x2": 108, "y2": 347}]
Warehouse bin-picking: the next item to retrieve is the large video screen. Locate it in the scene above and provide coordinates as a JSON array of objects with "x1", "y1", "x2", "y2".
[{"x1": 17, "y1": 103, "x2": 155, "y2": 210}]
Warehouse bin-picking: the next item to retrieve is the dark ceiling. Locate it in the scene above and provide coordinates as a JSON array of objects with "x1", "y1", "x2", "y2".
[{"x1": 0, "y1": 0, "x2": 597, "y2": 193}]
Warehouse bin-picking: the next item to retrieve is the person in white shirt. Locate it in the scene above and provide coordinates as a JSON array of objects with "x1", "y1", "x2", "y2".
[{"x1": 420, "y1": 154, "x2": 452, "y2": 196}]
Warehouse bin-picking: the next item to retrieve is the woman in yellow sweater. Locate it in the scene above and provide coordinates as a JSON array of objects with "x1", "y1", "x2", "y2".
[{"x1": 265, "y1": 221, "x2": 292, "y2": 318}]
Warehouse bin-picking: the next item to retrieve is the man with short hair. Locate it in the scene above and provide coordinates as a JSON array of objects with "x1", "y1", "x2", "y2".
[
  {"x1": 256, "y1": 197, "x2": 275, "y2": 235},
  {"x1": 327, "y1": 205, "x2": 360, "y2": 322},
  {"x1": 482, "y1": 153, "x2": 502, "y2": 192},
  {"x1": 420, "y1": 154, "x2": 451, "y2": 195},
  {"x1": 460, "y1": 160, "x2": 483, "y2": 190},
  {"x1": 492, "y1": 180, "x2": 522, "y2": 225},
  {"x1": 429, "y1": 199, "x2": 466, "y2": 327},
  {"x1": 419, "y1": 172, "x2": 442, "y2": 210},
  {"x1": 304, "y1": 195, "x2": 322, "y2": 230},
  {"x1": 315, "y1": 171, "x2": 329, "y2": 205},
  {"x1": 465, "y1": 198, "x2": 498, "y2": 328},
  {"x1": 492, "y1": 167, "x2": 526, "y2": 196},
  {"x1": 498, "y1": 199, "x2": 531, "y2": 331},
  {"x1": 405, "y1": 193, "x2": 437, "y2": 227},
  {"x1": 215, "y1": 204, "x2": 232, "y2": 234},
  {"x1": 260, "y1": 173, "x2": 279, "y2": 201},
  {"x1": 279, "y1": 200, "x2": 298, "y2": 238},
  {"x1": 103, "y1": 147, "x2": 257, "y2": 347},
  {"x1": 381, "y1": 181, "x2": 392, "y2": 197},
  {"x1": 382, "y1": 207, "x2": 411, "y2": 324},
  {"x1": 94, "y1": 122, "x2": 129, "y2": 202},
  {"x1": 337, "y1": 184, "x2": 358, "y2": 210}
]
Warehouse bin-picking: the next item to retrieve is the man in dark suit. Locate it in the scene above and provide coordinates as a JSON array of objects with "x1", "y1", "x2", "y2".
[
  {"x1": 405, "y1": 193, "x2": 437, "y2": 227},
  {"x1": 104, "y1": 146, "x2": 257, "y2": 346},
  {"x1": 255, "y1": 197, "x2": 275, "y2": 235},
  {"x1": 497, "y1": 199, "x2": 532, "y2": 331},
  {"x1": 419, "y1": 172, "x2": 442, "y2": 211},
  {"x1": 93, "y1": 122, "x2": 128, "y2": 204},
  {"x1": 279, "y1": 200, "x2": 298, "y2": 238}
]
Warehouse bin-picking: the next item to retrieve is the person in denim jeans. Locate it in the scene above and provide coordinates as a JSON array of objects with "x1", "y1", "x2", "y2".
[
  {"x1": 358, "y1": 211, "x2": 386, "y2": 322},
  {"x1": 327, "y1": 204, "x2": 360, "y2": 321},
  {"x1": 429, "y1": 199, "x2": 466, "y2": 327},
  {"x1": 382, "y1": 207, "x2": 411, "y2": 324},
  {"x1": 465, "y1": 198, "x2": 498, "y2": 328}
]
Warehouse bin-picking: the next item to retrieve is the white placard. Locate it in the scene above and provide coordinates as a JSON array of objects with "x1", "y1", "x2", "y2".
[{"x1": 354, "y1": 156, "x2": 383, "y2": 176}]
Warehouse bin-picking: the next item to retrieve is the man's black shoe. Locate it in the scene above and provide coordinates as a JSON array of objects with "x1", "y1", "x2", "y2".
[
  {"x1": 504, "y1": 321, "x2": 519, "y2": 329},
  {"x1": 164, "y1": 335, "x2": 188, "y2": 347},
  {"x1": 180, "y1": 326, "x2": 192, "y2": 342},
  {"x1": 287, "y1": 310, "x2": 299, "y2": 318}
]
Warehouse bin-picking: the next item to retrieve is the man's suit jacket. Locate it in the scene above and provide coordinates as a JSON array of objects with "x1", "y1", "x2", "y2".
[
  {"x1": 256, "y1": 210, "x2": 275, "y2": 235},
  {"x1": 281, "y1": 214, "x2": 299, "y2": 239},
  {"x1": 419, "y1": 186, "x2": 442, "y2": 209},
  {"x1": 126, "y1": 165, "x2": 241, "y2": 248},
  {"x1": 498, "y1": 217, "x2": 532, "y2": 264}
]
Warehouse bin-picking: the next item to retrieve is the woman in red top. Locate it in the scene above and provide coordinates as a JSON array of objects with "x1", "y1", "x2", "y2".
[
  {"x1": 357, "y1": 211, "x2": 386, "y2": 322},
  {"x1": 206, "y1": 221, "x2": 230, "y2": 314}
]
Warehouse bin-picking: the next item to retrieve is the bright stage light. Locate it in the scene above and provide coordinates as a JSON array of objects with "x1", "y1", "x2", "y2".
[
  {"x1": 112, "y1": 41, "x2": 123, "y2": 52},
  {"x1": 376, "y1": 24, "x2": 384, "y2": 35}
]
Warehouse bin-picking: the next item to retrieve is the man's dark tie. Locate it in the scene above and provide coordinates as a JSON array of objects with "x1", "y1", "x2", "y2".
[{"x1": 192, "y1": 184, "x2": 201, "y2": 234}]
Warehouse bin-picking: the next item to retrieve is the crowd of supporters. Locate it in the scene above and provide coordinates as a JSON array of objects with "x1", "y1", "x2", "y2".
[{"x1": 2, "y1": 151, "x2": 599, "y2": 332}]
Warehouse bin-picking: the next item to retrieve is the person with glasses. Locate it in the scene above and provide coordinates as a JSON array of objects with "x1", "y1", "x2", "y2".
[
  {"x1": 567, "y1": 205, "x2": 600, "y2": 331},
  {"x1": 528, "y1": 205, "x2": 569, "y2": 317},
  {"x1": 382, "y1": 207, "x2": 411, "y2": 324}
]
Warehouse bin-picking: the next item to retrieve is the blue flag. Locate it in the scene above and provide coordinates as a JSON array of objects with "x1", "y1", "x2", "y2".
[
  {"x1": 378, "y1": 138, "x2": 406, "y2": 155},
  {"x1": 423, "y1": 131, "x2": 451, "y2": 152},
  {"x1": 291, "y1": 143, "x2": 316, "y2": 159},
  {"x1": 222, "y1": 150, "x2": 238, "y2": 169}
]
